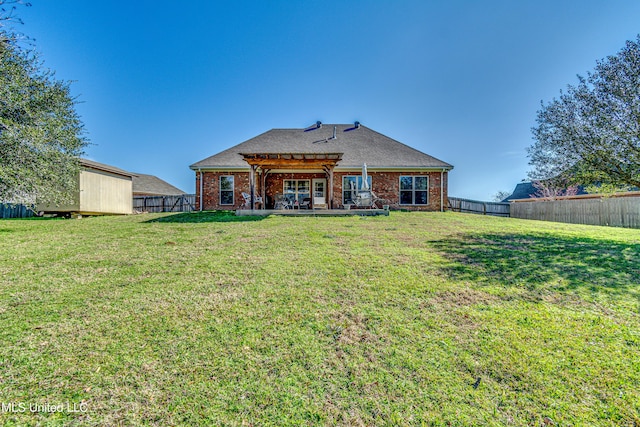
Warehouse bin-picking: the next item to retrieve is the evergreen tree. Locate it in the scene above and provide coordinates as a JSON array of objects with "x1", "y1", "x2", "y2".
[{"x1": 1, "y1": 1, "x2": 88, "y2": 205}]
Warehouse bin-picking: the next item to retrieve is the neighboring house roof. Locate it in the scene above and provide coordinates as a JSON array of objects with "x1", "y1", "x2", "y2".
[
  {"x1": 132, "y1": 174, "x2": 186, "y2": 196},
  {"x1": 502, "y1": 182, "x2": 588, "y2": 202},
  {"x1": 80, "y1": 158, "x2": 136, "y2": 178},
  {"x1": 190, "y1": 124, "x2": 453, "y2": 170},
  {"x1": 502, "y1": 182, "x2": 537, "y2": 201}
]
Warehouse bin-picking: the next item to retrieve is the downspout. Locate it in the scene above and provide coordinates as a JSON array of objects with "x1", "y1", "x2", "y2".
[
  {"x1": 198, "y1": 168, "x2": 203, "y2": 211},
  {"x1": 440, "y1": 169, "x2": 445, "y2": 212}
]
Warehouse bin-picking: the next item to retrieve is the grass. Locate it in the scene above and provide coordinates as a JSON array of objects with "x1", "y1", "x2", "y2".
[{"x1": 0, "y1": 211, "x2": 639, "y2": 426}]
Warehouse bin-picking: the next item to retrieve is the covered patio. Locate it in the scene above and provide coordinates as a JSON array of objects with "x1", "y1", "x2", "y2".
[{"x1": 240, "y1": 152, "x2": 343, "y2": 210}]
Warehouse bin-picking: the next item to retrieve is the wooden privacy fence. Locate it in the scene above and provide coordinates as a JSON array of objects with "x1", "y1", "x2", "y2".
[
  {"x1": 1, "y1": 203, "x2": 35, "y2": 219},
  {"x1": 510, "y1": 192, "x2": 640, "y2": 228},
  {"x1": 448, "y1": 197, "x2": 510, "y2": 217},
  {"x1": 133, "y1": 194, "x2": 196, "y2": 213}
]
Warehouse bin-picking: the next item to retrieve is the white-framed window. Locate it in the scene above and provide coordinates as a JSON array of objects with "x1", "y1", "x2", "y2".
[
  {"x1": 283, "y1": 179, "x2": 310, "y2": 204},
  {"x1": 220, "y1": 175, "x2": 234, "y2": 205},
  {"x1": 400, "y1": 176, "x2": 428, "y2": 205},
  {"x1": 342, "y1": 176, "x2": 372, "y2": 205}
]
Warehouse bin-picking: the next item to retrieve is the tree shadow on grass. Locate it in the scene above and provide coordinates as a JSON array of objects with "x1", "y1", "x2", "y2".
[
  {"x1": 430, "y1": 232, "x2": 640, "y2": 305},
  {"x1": 144, "y1": 211, "x2": 267, "y2": 223}
]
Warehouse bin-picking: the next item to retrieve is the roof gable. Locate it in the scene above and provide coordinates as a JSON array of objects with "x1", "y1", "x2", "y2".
[{"x1": 190, "y1": 124, "x2": 453, "y2": 170}]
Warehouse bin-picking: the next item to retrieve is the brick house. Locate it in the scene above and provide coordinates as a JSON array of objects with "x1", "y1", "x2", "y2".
[{"x1": 189, "y1": 123, "x2": 453, "y2": 211}]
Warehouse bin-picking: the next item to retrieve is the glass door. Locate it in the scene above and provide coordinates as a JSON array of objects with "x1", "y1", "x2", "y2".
[{"x1": 312, "y1": 178, "x2": 326, "y2": 207}]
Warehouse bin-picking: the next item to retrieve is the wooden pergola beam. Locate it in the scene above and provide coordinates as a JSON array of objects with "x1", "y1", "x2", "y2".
[{"x1": 240, "y1": 152, "x2": 342, "y2": 170}]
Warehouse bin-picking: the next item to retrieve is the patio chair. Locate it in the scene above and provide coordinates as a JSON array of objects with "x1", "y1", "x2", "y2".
[
  {"x1": 313, "y1": 196, "x2": 328, "y2": 209},
  {"x1": 241, "y1": 192, "x2": 263, "y2": 209},
  {"x1": 273, "y1": 193, "x2": 291, "y2": 210},
  {"x1": 354, "y1": 190, "x2": 383, "y2": 209},
  {"x1": 299, "y1": 197, "x2": 312, "y2": 209},
  {"x1": 369, "y1": 191, "x2": 384, "y2": 208},
  {"x1": 354, "y1": 191, "x2": 373, "y2": 208}
]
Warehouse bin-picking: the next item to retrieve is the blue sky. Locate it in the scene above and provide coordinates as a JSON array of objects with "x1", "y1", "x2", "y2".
[{"x1": 16, "y1": 1, "x2": 640, "y2": 200}]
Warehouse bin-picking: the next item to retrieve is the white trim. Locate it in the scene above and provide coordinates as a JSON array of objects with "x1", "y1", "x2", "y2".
[
  {"x1": 336, "y1": 166, "x2": 453, "y2": 172},
  {"x1": 219, "y1": 175, "x2": 235, "y2": 206},
  {"x1": 342, "y1": 175, "x2": 372, "y2": 205},
  {"x1": 261, "y1": 168, "x2": 326, "y2": 174},
  {"x1": 312, "y1": 178, "x2": 327, "y2": 206},
  {"x1": 190, "y1": 167, "x2": 250, "y2": 172},
  {"x1": 283, "y1": 179, "x2": 311, "y2": 204},
  {"x1": 399, "y1": 175, "x2": 429, "y2": 206},
  {"x1": 191, "y1": 166, "x2": 453, "y2": 172},
  {"x1": 198, "y1": 168, "x2": 203, "y2": 211}
]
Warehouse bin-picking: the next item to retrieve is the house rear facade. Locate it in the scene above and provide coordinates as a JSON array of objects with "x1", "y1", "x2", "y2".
[{"x1": 190, "y1": 123, "x2": 453, "y2": 211}]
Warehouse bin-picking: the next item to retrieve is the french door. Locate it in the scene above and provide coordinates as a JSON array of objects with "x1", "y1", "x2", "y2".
[{"x1": 312, "y1": 178, "x2": 327, "y2": 206}]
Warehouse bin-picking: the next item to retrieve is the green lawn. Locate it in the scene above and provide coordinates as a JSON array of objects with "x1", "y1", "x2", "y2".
[{"x1": 0, "y1": 211, "x2": 639, "y2": 426}]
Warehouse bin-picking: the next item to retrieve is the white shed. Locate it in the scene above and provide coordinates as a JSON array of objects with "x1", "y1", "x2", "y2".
[{"x1": 38, "y1": 159, "x2": 134, "y2": 216}]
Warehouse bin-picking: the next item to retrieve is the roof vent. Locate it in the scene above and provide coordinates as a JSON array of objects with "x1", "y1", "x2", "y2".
[
  {"x1": 354, "y1": 121, "x2": 360, "y2": 128},
  {"x1": 316, "y1": 121, "x2": 322, "y2": 129},
  {"x1": 332, "y1": 126, "x2": 337, "y2": 140}
]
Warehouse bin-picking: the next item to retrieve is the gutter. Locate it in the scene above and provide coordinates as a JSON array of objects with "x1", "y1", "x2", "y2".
[
  {"x1": 190, "y1": 165, "x2": 454, "y2": 172},
  {"x1": 197, "y1": 168, "x2": 203, "y2": 211},
  {"x1": 335, "y1": 166, "x2": 453, "y2": 172},
  {"x1": 80, "y1": 158, "x2": 136, "y2": 178}
]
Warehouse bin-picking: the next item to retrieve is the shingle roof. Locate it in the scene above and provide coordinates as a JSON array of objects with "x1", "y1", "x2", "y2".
[
  {"x1": 190, "y1": 124, "x2": 453, "y2": 170},
  {"x1": 132, "y1": 174, "x2": 186, "y2": 196},
  {"x1": 502, "y1": 182, "x2": 537, "y2": 201},
  {"x1": 502, "y1": 181, "x2": 588, "y2": 201}
]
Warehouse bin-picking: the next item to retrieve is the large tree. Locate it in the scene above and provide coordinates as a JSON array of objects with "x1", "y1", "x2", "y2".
[
  {"x1": 0, "y1": 1, "x2": 88, "y2": 205},
  {"x1": 528, "y1": 36, "x2": 640, "y2": 190}
]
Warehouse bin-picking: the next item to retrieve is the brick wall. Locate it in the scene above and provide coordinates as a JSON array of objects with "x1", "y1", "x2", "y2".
[
  {"x1": 195, "y1": 170, "x2": 448, "y2": 211},
  {"x1": 195, "y1": 171, "x2": 249, "y2": 210},
  {"x1": 333, "y1": 171, "x2": 447, "y2": 211}
]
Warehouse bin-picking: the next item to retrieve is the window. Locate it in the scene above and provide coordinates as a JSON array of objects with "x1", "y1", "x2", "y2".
[
  {"x1": 313, "y1": 180, "x2": 325, "y2": 198},
  {"x1": 342, "y1": 176, "x2": 372, "y2": 205},
  {"x1": 400, "y1": 176, "x2": 428, "y2": 205},
  {"x1": 283, "y1": 180, "x2": 310, "y2": 204},
  {"x1": 220, "y1": 175, "x2": 234, "y2": 205}
]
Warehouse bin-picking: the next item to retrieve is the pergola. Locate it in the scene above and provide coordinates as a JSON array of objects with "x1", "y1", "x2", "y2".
[{"x1": 240, "y1": 152, "x2": 343, "y2": 209}]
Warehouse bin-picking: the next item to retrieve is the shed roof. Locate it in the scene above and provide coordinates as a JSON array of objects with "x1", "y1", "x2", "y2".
[
  {"x1": 80, "y1": 158, "x2": 135, "y2": 178},
  {"x1": 190, "y1": 124, "x2": 453, "y2": 170}
]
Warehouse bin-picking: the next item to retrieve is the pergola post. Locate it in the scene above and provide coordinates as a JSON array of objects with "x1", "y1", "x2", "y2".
[
  {"x1": 261, "y1": 169, "x2": 269, "y2": 210},
  {"x1": 326, "y1": 165, "x2": 335, "y2": 210},
  {"x1": 249, "y1": 164, "x2": 257, "y2": 210}
]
